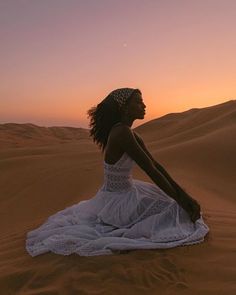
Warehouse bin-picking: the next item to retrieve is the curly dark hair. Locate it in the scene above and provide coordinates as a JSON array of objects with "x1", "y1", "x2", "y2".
[{"x1": 87, "y1": 88, "x2": 141, "y2": 152}]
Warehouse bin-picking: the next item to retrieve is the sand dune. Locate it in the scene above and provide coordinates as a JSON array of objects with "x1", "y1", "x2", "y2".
[
  {"x1": 0, "y1": 123, "x2": 89, "y2": 148},
  {"x1": 0, "y1": 100, "x2": 235, "y2": 294},
  {"x1": 135, "y1": 100, "x2": 236, "y2": 146}
]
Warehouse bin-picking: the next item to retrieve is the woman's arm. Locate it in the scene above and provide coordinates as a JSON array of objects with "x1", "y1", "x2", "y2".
[
  {"x1": 117, "y1": 126, "x2": 180, "y2": 203},
  {"x1": 133, "y1": 131, "x2": 201, "y2": 222},
  {"x1": 133, "y1": 132, "x2": 181, "y2": 190}
]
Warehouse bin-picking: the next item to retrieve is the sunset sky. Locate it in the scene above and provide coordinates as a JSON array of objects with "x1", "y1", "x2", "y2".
[{"x1": 1, "y1": 0, "x2": 236, "y2": 128}]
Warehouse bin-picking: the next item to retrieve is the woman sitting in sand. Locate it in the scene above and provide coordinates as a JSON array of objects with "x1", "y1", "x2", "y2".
[{"x1": 26, "y1": 87, "x2": 209, "y2": 257}]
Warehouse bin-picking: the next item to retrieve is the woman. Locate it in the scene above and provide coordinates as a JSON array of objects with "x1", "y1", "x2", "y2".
[{"x1": 26, "y1": 87, "x2": 209, "y2": 257}]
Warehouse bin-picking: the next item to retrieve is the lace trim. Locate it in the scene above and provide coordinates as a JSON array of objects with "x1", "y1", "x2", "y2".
[
  {"x1": 103, "y1": 165, "x2": 134, "y2": 191},
  {"x1": 102, "y1": 178, "x2": 133, "y2": 192},
  {"x1": 104, "y1": 164, "x2": 131, "y2": 172}
]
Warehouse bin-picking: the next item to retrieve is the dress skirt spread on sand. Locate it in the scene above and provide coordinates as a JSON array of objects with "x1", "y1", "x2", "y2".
[{"x1": 26, "y1": 152, "x2": 209, "y2": 257}]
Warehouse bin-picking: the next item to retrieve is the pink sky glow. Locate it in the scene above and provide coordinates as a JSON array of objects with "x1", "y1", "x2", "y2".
[{"x1": 1, "y1": 0, "x2": 236, "y2": 128}]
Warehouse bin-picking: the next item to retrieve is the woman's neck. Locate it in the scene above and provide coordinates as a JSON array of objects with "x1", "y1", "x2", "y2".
[{"x1": 120, "y1": 118, "x2": 134, "y2": 127}]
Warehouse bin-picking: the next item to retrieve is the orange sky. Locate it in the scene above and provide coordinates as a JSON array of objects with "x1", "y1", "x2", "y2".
[{"x1": 1, "y1": 0, "x2": 236, "y2": 128}]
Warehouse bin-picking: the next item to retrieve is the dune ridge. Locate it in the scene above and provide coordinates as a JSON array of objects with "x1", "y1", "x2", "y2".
[
  {"x1": 135, "y1": 100, "x2": 236, "y2": 144},
  {"x1": 0, "y1": 123, "x2": 89, "y2": 148}
]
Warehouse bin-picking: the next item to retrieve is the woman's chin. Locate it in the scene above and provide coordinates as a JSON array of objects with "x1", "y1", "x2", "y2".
[{"x1": 136, "y1": 113, "x2": 145, "y2": 120}]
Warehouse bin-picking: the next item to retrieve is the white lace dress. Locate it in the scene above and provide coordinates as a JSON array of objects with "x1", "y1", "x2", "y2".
[{"x1": 26, "y1": 152, "x2": 209, "y2": 257}]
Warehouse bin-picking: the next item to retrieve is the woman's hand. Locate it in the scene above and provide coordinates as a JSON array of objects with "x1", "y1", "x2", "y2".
[{"x1": 176, "y1": 188, "x2": 201, "y2": 223}]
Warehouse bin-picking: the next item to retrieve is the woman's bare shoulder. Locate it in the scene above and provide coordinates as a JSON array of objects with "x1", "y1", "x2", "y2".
[{"x1": 108, "y1": 124, "x2": 132, "y2": 147}]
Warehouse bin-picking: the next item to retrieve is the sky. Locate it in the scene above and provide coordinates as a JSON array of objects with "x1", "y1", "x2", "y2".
[{"x1": 1, "y1": 0, "x2": 236, "y2": 129}]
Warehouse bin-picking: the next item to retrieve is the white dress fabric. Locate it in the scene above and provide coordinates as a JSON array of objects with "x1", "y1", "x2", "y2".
[{"x1": 26, "y1": 152, "x2": 209, "y2": 257}]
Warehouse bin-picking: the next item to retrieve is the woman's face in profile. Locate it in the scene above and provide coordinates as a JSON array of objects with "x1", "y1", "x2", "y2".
[{"x1": 126, "y1": 92, "x2": 146, "y2": 120}]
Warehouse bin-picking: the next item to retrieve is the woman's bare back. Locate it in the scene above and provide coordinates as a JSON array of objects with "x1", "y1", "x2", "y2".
[{"x1": 104, "y1": 123, "x2": 125, "y2": 165}]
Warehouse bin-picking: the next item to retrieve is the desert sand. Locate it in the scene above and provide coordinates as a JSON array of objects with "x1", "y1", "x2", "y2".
[{"x1": 0, "y1": 100, "x2": 235, "y2": 295}]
